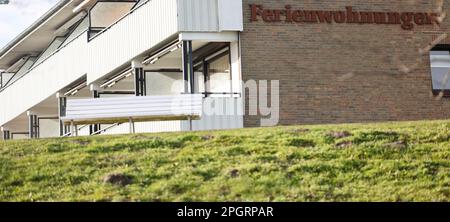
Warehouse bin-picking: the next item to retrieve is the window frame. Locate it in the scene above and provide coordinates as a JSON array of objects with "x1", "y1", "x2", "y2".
[
  {"x1": 430, "y1": 44, "x2": 450, "y2": 97},
  {"x1": 193, "y1": 44, "x2": 233, "y2": 97}
]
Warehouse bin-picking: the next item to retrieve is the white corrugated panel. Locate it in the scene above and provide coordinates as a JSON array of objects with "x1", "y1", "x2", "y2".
[
  {"x1": 192, "y1": 97, "x2": 243, "y2": 131},
  {"x1": 217, "y1": 0, "x2": 243, "y2": 31},
  {"x1": 87, "y1": 0, "x2": 179, "y2": 84},
  {"x1": 0, "y1": 32, "x2": 89, "y2": 126},
  {"x1": 135, "y1": 121, "x2": 183, "y2": 133},
  {"x1": 99, "y1": 121, "x2": 183, "y2": 135},
  {"x1": 62, "y1": 95, "x2": 203, "y2": 124},
  {"x1": 39, "y1": 119, "x2": 60, "y2": 138},
  {"x1": 93, "y1": 97, "x2": 243, "y2": 135},
  {"x1": 177, "y1": 0, "x2": 219, "y2": 32}
]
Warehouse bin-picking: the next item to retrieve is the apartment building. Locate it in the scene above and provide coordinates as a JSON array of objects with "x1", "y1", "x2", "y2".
[{"x1": 1, "y1": 0, "x2": 449, "y2": 140}]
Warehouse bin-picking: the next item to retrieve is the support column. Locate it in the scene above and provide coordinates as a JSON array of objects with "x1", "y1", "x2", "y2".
[
  {"x1": 182, "y1": 40, "x2": 194, "y2": 94},
  {"x1": 89, "y1": 87, "x2": 101, "y2": 135},
  {"x1": 129, "y1": 118, "x2": 135, "y2": 134},
  {"x1": 182, "y1": 41, "x2": 195, "y2": 131},
  {"x1": 27, "y1": 111, "x2": 39, "y2": 139},
  {"x1": 70, "y1": 121, "x2": 78, "y2": 137},
  {"x1": 57, "y1": 93, "x2": 68, "y2": 136},
  {"x1": 132, "y1": 60, "x2": 146, "y2": 96}
]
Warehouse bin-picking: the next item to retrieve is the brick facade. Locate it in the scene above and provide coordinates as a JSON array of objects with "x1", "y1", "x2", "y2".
[{"x1": 240, "y1": 0, "x2": 450, "y2": 127}]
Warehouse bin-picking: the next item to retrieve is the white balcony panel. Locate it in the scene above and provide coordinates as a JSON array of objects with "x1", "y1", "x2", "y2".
[
  {"x1": 87, "y1": 0, "x2": 179, "y2": 84},
  {"x1": 95, "y1": 98, "x2": 243, "y2": 135},
  {"x1": 191, "y1": 97, "x2": 244, "y2": 131},
  {"x1": 217, "y1": 0, "x2": 244, "y2": 31},
  {"x1": 0, "y1": 32, "x2": 89, "y2": 126},
  {"x1": 39, "y1": 119, "x2": 59, "y2": 138},
  {"x1": 177, "y1": 0, "x2": 243, "y2": 32},
  {"x1": 100, "y1": 121, "x2": 183, "y2": 135},
  {"x1": 135, "y1": 121, "x2": 184, "y2": 133},
  {"x1": 177, "y1": 0, "x2": 219, "y2": 32}
]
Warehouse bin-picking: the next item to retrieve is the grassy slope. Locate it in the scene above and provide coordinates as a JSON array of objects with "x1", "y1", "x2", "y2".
[{"x1": 0, "y1": 120, "x2": 449, "y2": 202}]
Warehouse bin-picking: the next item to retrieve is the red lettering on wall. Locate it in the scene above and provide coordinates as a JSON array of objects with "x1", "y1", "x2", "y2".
[{"x1": 249, "y1": 4, "x2": 440, "y2": 30}]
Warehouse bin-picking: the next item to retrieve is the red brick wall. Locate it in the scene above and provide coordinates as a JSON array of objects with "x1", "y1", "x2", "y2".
[{"x1": 240, "y1": 0, "x2": 450, "y2": 127}]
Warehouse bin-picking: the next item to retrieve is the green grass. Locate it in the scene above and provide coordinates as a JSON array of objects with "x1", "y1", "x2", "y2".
[{"x1": 0, "y1": 120, "x2": 449, "y2": 202}]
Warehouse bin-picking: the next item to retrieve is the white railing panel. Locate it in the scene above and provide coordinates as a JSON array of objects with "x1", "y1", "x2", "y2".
[
  {"x1": 177, "y1": 0, "x2": 219, "y2": 32},
  {"x1": 217, "y1": 0, "x2": 244, "y2": 31},
  {"x1": 62, "y1": 95, "x2": 203, "y2": 124},
  {"x1": 192, "y1": 97, "x2": 244, "y2": 131},
  {"x1": 0, "y1": 32, "x2": 89, "y2": 126},
  {"x1": 96, "y1": 97, "x2": 243, "y2": 135}
]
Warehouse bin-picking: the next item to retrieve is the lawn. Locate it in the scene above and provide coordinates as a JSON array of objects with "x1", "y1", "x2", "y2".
[{"x1": 0, "y1": 120, "x2": 449, "y2": 202}]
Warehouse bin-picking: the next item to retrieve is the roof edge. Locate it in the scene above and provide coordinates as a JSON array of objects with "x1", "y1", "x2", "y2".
[{"x1": 0, "y1": 0, "x2": 72, "y2": 58}]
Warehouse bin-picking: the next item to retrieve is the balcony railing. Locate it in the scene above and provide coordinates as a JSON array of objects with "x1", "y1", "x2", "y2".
[
  {"x1": 0, "y1": 29, "x2": 88, "y2": 93},
  {"x1": 0, "y1": 30, "x2": 90, "y2": 125}
]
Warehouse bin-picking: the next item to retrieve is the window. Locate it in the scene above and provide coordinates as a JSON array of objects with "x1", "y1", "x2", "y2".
[
  {"x1": 430, "y1": 45, "x2": 450, "y2": 96},
  {"x1": 194, "y1": 46, "x2": 232, "y2": 97},
  {"x1": 146, "y1": 71, "x2": 184, "y2": 95},
  {"x1": 208, "y1": 53, "x2": 232, "y2": 94}
]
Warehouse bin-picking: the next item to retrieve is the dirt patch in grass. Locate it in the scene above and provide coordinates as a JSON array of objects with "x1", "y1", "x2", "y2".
[
  {"x1": 103, "y1": 173, "x2": 133, "y2": 186},
  {"x1": 286, "y1": 138, "x2": 316, "y2": 148},
  {"x1": 353, "y1": 131, "x2": 406, "y2": 144}
]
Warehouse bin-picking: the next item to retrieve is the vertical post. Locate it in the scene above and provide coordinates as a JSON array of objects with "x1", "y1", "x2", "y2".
[
  {"x1": 182, "y1": 41, "x2": 189, "y2": 93},
  {"x1": 129, "y1": 118, "x2": 135, "y2": 134},
  {"x1": 203, "y1": 60, "x2": 209, "y2": 96},
  {"x1": 182, "y1": 41, "x2": 195, "y2": 130},
  {"x1": 90, "y1": 89, "x2": 101, "y2": 135},
  {"x1": 188, "y1": 41, "x2": 195, "y2": 94},
  {"x1": 187, "y1": 117, "x2": 193, "y2": 131},
  {"x1": 133, "y1": 60, "x2": 145, "y2": 96},
  {"x1": 27, "y1": 111, "x2": 39, "y2": 139},
  {"x1": 71, "y1": 121, "x2": 78, "y2": 137},
  {"x1": 57, "y1": 94, "x2": 68, "y2": 136}
]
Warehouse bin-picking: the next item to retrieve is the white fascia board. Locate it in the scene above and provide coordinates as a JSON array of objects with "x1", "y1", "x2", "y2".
[{"x1": 178, "y1": 32, "x2": 239, "y2": 42}]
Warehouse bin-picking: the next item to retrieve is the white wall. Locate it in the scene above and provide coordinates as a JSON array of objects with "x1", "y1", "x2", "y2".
[
  {"x1": 177, "y1": 0, "x2": 219, "y2": 32},
  {"x1": 39, "y1": 119, "x2": 60, "y2": 138},
  {"x1": 0, "y1": 32, "x2": 89, "y2": 126},
  {"x1": 98, "y1": 97, "x2": 243, "y2": 135},
  {"x1": 146, "y1": 72, "x2": 183, "y2": 95},
  {"x1": 218, "y1": 0, "x2": 244, "y2": 31}
]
